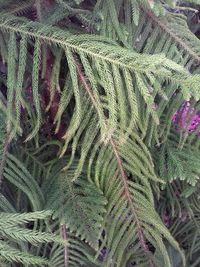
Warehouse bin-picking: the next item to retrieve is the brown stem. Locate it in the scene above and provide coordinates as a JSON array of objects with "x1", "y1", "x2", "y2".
[
  {"x1": 76, "y1": 61, "x2": 154, "y2": 266},
  {"x1": 61, "y1": 224, "x2": 68, "y2": 267}
]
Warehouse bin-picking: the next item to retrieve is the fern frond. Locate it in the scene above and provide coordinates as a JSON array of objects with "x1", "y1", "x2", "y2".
[
  {"x1": 141, "y1": 8, "x2": 200, "y2": 64},
  {"x1": 49, "y1": 233, "x2": 102, "y2": 267},
  {"x1": 0, "y1": 210, "x2": 62, "y2": 266},
  {"x1": 158, "y1": 140, "x2": 200, "y2": 186},
  {"x1": 0, "y1": 242, "x2": 48, "y2": 266},
  {"x1": 0, "y1": 12, "x2": 197, "y2": 146},
  {"x1": 45, "y1": 170, "x2": 107, "y2": 248},
  {"x1": 3, "y1": 153, "x2": 44, "y2": 210},
  {"x1": 70, "y1": 65, "x2": 185, "y2": 266},
  {"x1": 0, "y1": 112, "x2": 10, "y2": 186},
  {"x1": 0, "y1": 210, "x2": 52, "y2": 225}
]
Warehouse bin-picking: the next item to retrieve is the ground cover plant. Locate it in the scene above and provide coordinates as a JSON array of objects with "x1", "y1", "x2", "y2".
[{"x1": 1, "y1": 0, "x2": 200, "y2": 266}]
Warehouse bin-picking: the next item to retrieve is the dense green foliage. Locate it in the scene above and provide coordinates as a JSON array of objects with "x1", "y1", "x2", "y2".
[{"x1": 1, "y1": 0, "x2": 200, "y2": 266}]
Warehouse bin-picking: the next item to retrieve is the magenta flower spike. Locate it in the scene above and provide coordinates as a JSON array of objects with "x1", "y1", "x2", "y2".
[{"x1": 172, "y1": 102, "x2": 200, "y2": 135}]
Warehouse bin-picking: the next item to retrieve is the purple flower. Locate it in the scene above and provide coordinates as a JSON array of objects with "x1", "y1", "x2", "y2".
[
  {"x1": 172, "y1": 101, "x2": 200, "y2": 135},
  {"x1": 163, "y1": 213, "x2": 170, "y2": 227},
  {"x1": 98, "y1": 248, "x2": 113, "y2": 266},
  {"x1": 98, "y1": 248, "x2": 108, "y2": 261}
]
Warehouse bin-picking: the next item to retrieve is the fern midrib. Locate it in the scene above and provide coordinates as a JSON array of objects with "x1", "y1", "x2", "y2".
[
  {"x1": 141, "y1": 7, "x2": 200, "y2": 64},
  {"x1": 0, "y1": 16, "x2": 138, "y2": 72},
  {"x1": 61, "y1": 224, "x2": 68, "y2": 267},
  {"x1": 76, "y1": 61, "x2": 154, "y2": 265},
  {"x1": 110, "y1": 139, "x2": 151, "y2": 253}
]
